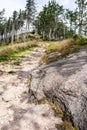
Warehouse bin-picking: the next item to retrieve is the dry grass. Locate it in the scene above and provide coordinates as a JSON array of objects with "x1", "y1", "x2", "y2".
[
  {"x1": 61, "y1": 121, "x2": 78, "y2": 130},
  {"x1": 0, "y1": 41, "x2": 37, "y2": 52},
  {"x1": 46, "y1": 39, "x2": 74, "y2": 54},
  {"x1": 40, "y1": 39, "x2": 80, "y2": 64},
  {"x1": 0, "y1": 41, "x2": 38, "y2": 62}
]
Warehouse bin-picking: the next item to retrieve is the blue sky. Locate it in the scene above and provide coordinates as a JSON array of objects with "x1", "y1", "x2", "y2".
[{"x1": 0, "y1": 0, "x2": 75, "y2": 18}]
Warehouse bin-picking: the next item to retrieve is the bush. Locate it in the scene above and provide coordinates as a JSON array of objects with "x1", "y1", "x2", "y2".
[
  {"x1": 40, "y1": 39, "x2": 79, "y2": 64},
  {"x1": 46, "y1": 39, "x2": 74, "y2": 54},
  {"x1": 73, "y1": 34, "x2": 79, "y2": 40},
  {"x1": 74, "y1": 35, "x2": 87, "y2": 45}
]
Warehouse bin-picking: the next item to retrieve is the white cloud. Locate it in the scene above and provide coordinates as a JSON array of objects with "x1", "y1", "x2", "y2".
[
  {"x1": 57, "y1": 0, "x2": 75, "y2": 9},
  {"x1": 0, "y1": 0, "x2": 26, "y2": 18},
  {"x1": 0, "y1": 0, "x2": 76, "y2": 18},
  {"x1": 60, "y1": 0, "x2": 70, "y2": 6}
]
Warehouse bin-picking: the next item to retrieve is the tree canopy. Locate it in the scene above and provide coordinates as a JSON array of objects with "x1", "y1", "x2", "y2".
[{"x1": 0, "y1": 0, "x2": 87, "y2": 43}]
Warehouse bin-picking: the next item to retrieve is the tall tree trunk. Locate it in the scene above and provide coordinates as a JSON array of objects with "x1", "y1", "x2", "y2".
[
  {"x1": 11, "y1": 24, "x2": 15, "y2": 44},
  {"x1": 4, "y1": 28, "x2": 7, "y2": 43},
  {"x1": 52, "y1": 28, "x2": 56, "y2": 40},
  {"x1": 42, "y1": 30, "x2": 45, "y2": 40},
  {"x1": 64, "y1": 26, "x2": 66, "y2": 39},
  {"x1": 0, "y1": 33, "x2": 1, "y2": 43},
  {"x1": 49, "y1": 28, "x2": 52, "y2": 40}
]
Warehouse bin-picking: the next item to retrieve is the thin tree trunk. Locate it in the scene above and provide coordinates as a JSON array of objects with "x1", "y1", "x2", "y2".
[
  {"x1": 4, "y1": 28, "x2": 7, "y2": 44},
  {"x1": 42, "y1": 30, "x2": 45, "y2": 40},
  {"x1": 49, "y1": 28, "x2": 52, "y2": 40},
  {"x1": 64, "y1": 26, "x2": 66, "y2": 39},
  {"x1": 11, "y1": 24, "x2": 15, "y2": 44}
]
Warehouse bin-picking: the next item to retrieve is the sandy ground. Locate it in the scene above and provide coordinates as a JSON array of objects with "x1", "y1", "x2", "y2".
[{"x1": 0, "y1": 47, "x2": 62, "y2": 130}]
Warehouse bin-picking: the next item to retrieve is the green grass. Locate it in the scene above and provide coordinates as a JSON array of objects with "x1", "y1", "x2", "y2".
[
  {"x1": 48, "y1": 100, "x2": 63, "y2": 118},
  {"x1": 40, "y1": 39, "x2": 80, "y2": 65},
  {"x1": 61, "y1": 121, "x2": 78, "y2": 130},
  {"x1": 73, "y1": 34, "x2": 87, "y2": 46},
  {"x1": 0, "y1": 41, "x2": 38, "y2": 62},
  {"x1": 45, "y1": 39, "x2": 74, "y2": 54}
]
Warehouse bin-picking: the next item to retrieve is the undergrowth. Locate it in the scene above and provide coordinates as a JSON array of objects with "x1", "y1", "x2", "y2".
[
  {"x1": 40, "y1": 39, "x2": 80, "y2": 64},
  {"x1": 0, "y1": 42, "x2": 38, "y2": 62}
]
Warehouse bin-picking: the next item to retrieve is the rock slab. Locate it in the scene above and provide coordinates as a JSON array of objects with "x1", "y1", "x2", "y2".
[{"x1": 29, "y1": 47, "x2": 87, "y2": 130}]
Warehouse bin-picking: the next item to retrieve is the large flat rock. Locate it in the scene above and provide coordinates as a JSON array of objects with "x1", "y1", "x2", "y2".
[{"x1": 29, "y1": 47, "x2": 87, "y2": 130}]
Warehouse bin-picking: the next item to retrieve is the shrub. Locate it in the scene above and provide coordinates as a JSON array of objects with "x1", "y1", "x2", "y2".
[
  {"x1": 40, "y1": 39, "x2": 80, "y2": 64},
  {"x1": 46, "y1": 39, "x2": 74, "y2": 54},
  {"x1": 74, "y1": 35, "x2": 87, "y2": 45},
  {"x1": 73, "y1": 34, "x2": 79, "y2": 40}
]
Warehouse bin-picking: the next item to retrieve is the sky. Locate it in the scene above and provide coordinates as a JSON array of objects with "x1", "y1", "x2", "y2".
[{"x1": 0, "y1": 0, "x2": 75, "y2": 18}]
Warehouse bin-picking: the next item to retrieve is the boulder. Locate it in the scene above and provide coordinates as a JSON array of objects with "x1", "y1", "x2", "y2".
[
  {"x1": 29, "y1": 48, "x2": 87, "y2": 130},
  {"x1": 46, "y1": 52, "x2": 61, "y2": 63}
]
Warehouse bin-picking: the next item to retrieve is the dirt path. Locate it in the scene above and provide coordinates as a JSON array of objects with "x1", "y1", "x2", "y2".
[{"x1": 0, "y1": 47, "x2": 62, "y2": 130}]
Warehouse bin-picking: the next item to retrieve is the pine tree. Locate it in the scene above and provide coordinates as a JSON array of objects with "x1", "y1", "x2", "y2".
[
  {"x1": 75, "y1": 0, "x2": 87, "y2": 34},
  {"x1": 0, "y1": 9, "x2": 5, "y2": 43},
  {"x1": 26, "y1": 0, "x2": 36, "y2": 31},
  {"x1": 34, "y1": 0, "x2": 64, "y2": 40},
  {"x1": 11, "y1": 10, "x2": 18, "y2": 43}
]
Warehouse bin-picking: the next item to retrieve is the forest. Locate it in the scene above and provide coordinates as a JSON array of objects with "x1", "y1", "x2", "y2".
[{"x1": 0, "y1": 0, "x2": 87, "y2": 44}]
